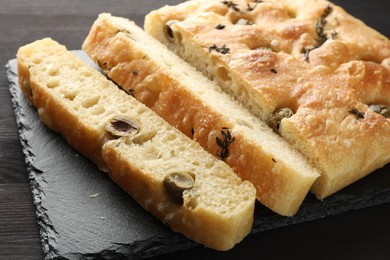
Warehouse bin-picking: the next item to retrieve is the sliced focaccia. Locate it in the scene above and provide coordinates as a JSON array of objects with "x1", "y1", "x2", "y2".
[
  {"x1": 17, "y1": 38, "x2": 256, "y2": 250},
  {"x1": 82, "y1": 13, "x2": 319, "y2": 216},
  {"x1": 145, "y1": 0, "x2": 390, "y2": 199}
]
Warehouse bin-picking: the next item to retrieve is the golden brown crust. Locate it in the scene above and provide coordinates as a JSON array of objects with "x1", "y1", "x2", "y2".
[
  {"x1": 82, "y1": 13, "x2": 319, "y2": 216},
  {"x1": 145, "y1": 0, "x2": 390, "y2": 199}
]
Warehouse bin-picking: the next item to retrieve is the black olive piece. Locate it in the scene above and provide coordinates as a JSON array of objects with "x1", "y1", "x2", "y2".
[
  {"x1": 105, "y1": 116, "x2": 139, "y2": 137},
  {"x1": 164, "y1": 172, "x2": 194, "y2": 205},
  {"x1": 269, "y1": 108, "x2": 294, "y2": 133},
  {"x1": 164, "y1": 20, "x2": 180, "y2": 40},
  {"x1": 369, "y1": 104, "x2": 390, "y2": 118}
]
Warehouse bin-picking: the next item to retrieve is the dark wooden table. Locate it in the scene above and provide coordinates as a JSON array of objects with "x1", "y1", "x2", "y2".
[{"x1": 1, "y1": 0, "x2": 389, "y2": 259}]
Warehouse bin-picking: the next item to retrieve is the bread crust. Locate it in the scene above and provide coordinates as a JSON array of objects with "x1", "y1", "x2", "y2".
[
  {"x1": 145, "y1": 0, "x2": 390, "y2": 199},
  {"x1": 83, "y1": 13, "x2": 320, "y2": 216}
]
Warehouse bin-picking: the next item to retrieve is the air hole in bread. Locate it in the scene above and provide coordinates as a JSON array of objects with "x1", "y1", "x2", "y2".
[
  {"x1": 90, "y1": 106, "x2": 106, "y2": 116},
  {"x1": 81, "y1": 96, "x2": 100, "y2": 109},
  {"x1": 48, "y1": 66, "x2": 59, "y2": 76},
  {"x1": 63, "y1": 91, "x2": 77, "y2": 101},
  {"x1": 83, "y1": 71, "x2": 93, "y2": 77},
  {"x1": 132, "y1": 130, "x2": 157, "y2": 145},
  {"x1": 205, "y1": 162, "x2": 214, "y2": 169},
  {"x1": 136, "y1": 106, "x2": 148, "y2": 115},
  {"x1": 119, "y1": 106, "x2": 128, "y2": 113},
  {"x1": 192, "y1": 161, "x2": 200, "y2": 166},
  {"x1": 46, "y1": 79, "x2": 59, "y2": 89},
  {"x1": 216, "y1": 66, "x2": 231, "y2": 82},
  {"x1": 32, "y1": 58, "x2": 42, "y2": 64}
]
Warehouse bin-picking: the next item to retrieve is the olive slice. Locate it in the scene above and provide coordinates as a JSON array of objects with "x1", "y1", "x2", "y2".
[
  {"x1": 369, "y1": 104, "x2": 390, "y2": 118},
  {"x1": 164, "y1": 172, "x2": 194, "y2": 205},
  {"x1": 269, "y1": 107, "x2": 294, "y2": 133},
  {"x1": 105, "y1": 116, "x2": 139, "y2": 137},
  {"x1": 164, "y1": 20, "x2": 180, "y2": 40}
]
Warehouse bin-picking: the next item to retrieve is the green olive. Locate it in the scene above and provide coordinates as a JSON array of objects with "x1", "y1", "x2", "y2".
[
  {"x1": 164, "y1": 20, "x2": 180, "y2": 40},
  {"x1": 105, "y1": 116, "x2": 139, "y2": 137},
  {"x1": 268, "y1": 108, "x2": 294, "y2": 133},
  {"x1": 164, "y1": 172, "x2": 194, "y2": 204},
  {"x1": 368, "y1": 104, "x2": 390, "y2": 118}
]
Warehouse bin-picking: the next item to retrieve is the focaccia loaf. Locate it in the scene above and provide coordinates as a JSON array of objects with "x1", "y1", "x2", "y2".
[
  {"x1": 145, "y1": 0, "x2": 390, "y2": 199},
  {"x1": 16, "y1": 38, "x2": 256, "y2": 251},
  {"x1": 82, "y1": 13, "x2": 319, "y2": 216}
]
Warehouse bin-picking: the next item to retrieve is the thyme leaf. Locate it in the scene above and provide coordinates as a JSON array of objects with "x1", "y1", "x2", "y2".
[
  {"x1": 216, "y1": 136, "x2": 224, "y2": 147},
  {"x1": 216, "y1": 128, "x2": 235, "y2": 160},
  {"x1": 208, "y1": 44, "x2": 230, "y2": 54},
  {"x1": 215, "y1": 24, "x2": 226, "y2": 30},
  {"x1": 247, "y1": 3, "x2": 255, "y2": 11},
  {"x1": 349, "y1": 108, "x2": 365, "y2": 120},
  {"x1": 221, "y1": 0, "x2": 240, "y2": 12},
  {"x1": 302, "y1": 5, "x2": 333, "y2": 61}
]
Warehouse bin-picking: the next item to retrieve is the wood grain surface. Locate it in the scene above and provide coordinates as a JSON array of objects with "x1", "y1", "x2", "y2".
[{"x1": 0, "y1": 0, "x2": 389, "y2": 259}]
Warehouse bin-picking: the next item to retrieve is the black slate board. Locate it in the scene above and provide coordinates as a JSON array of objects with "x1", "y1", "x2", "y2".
[{"x1": 6, "y1": 51, "x2": 390, "y2": 259}]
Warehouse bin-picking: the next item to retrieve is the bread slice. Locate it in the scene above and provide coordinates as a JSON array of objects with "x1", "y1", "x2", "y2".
[
  {"x1": 82, "y1": 13, "x2": 319, "y2": 216},
  {"x1": 16, "y1": 38, "x2": 256, "y2": 251},
  {"x1": 144, "y1": 0, "x2": 390, "y2": 199}
]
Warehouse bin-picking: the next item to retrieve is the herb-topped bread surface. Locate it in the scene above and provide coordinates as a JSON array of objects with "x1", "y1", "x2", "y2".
[{"x1": 144, "y1": 0, "x2": 390, "y2": 199}]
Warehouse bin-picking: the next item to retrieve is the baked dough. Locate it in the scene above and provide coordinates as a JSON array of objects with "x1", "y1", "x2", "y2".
[
  {"x1": 17, "y1": 38, "x2": 256, "y2": 250},
  {"x1": 82, "y1": 13, "x2": 319, "y2": 216},
  {"x1": 145, "y1": 0, "x2": 390, "y2": 199}
]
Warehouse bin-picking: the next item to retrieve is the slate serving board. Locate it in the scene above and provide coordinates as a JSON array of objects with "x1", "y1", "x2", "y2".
[{"x1": 6, "y1": 51, "x2": 390, "y2": 259}]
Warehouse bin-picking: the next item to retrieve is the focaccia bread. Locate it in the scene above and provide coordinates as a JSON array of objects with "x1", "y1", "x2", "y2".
[
  {"x1": 82, "y1": 13, "x2": 319, "y2": 216},
  {"x1": 17, "y1": 38, "x2": 256, "y2": 250},
  {"x1": 145, "y1": 0, "x2": 390, "y2": 199}
]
